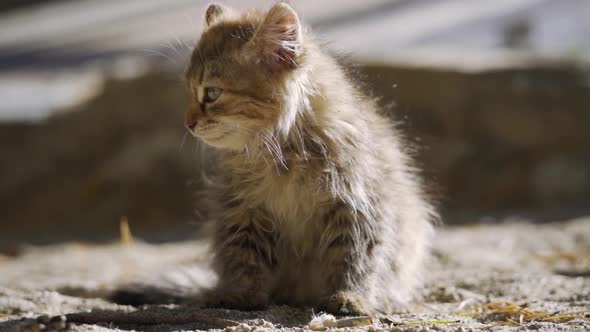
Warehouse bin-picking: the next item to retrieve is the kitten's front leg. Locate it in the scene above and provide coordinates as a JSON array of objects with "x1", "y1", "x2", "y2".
[
  {"x1": 206, "y1": 207, "x2": 277, "y2": 310},
  {"x1": 318, "y1": 202, "x2": 376, "y2": 315}
]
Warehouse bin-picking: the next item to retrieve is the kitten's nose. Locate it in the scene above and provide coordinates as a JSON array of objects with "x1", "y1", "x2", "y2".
[
  {"x1": 185, "y1": 106, "x2": 198, "y2": 131},
  {"x1": 185, "y1": 119, "x2": 197, "y2": 131}
]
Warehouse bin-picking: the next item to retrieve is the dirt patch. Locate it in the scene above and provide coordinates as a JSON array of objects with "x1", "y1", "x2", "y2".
[{"x1": 1, "y1": 217, "x2": 589, "y2": 331}]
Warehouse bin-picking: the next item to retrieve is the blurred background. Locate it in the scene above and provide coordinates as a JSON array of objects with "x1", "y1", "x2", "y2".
[{"x1": 1, "y1": 0, "x2": 589, "y2": 252}]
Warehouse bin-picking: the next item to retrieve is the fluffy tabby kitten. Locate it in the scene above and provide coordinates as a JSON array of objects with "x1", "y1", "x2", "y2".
[{"x1": 183, "y1": 2, "x2": 435, "y2": 315}]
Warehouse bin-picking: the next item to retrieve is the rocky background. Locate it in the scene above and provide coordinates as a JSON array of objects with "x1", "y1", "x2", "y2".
[
  {"x1": 1, "y1": 0, "x2": 590, "y2": 247},
  {"x1": 363, "y1": 61, "x2": 590, "y2": 212},
  {"x1": 2, "y1": 62, "x2": 590, "y2": 249}
]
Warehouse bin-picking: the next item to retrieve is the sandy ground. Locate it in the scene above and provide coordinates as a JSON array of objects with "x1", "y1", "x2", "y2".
[{"x1": 1, "y1": 217, "x2": 589, "y2": 332}]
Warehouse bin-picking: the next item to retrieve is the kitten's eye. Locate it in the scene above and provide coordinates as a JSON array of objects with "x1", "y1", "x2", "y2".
[{"x1": 204, "y1": 87, "x2": 223, "y2": 103}]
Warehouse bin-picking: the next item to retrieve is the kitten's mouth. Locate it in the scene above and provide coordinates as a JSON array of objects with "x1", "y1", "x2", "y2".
[
  {"x1": 198, "y1": 131, "x2": 227, "y2": 142},
  {"x1": 188, "y1": 126, "x2": 226, "y2": 141}
]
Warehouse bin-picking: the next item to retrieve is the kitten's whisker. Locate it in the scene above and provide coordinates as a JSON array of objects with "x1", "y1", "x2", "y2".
[
  {"x1": 174, "y1": 35, "x2": 193, "y2": 52},
  {"x1": 164, "y1": 41, "x2": 182, "y2": 57},
  {"x1": 179, "y1": 131, "x2": 189, "y2": 152},
  {"x1": 140, "y1": 49, "x2": 176, "y2": 63},
  {"x1": 193, "y1": 140, "x2": 202, "y2": 159}
]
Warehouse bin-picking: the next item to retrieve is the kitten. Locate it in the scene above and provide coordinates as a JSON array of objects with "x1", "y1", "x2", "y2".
[{"x1": 183, "y1": 2, "x2": 436, "y2": 315}]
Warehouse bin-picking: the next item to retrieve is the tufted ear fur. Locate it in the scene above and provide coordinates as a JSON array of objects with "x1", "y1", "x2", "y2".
[
  {"x1": 247, "y1": 2, "x2": 302, "y2": 68},
  {"x1": 204, "y1": 3, "x2": 229, "y2": 27}
]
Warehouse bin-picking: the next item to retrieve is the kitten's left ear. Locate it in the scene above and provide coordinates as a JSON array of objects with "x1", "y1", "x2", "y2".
[
  {"x1": 205, "y1": 3, "x2": 229, "y2": 27},
  {"x1": 248, "y1": 2, "x2": 302, "y2": 68}
]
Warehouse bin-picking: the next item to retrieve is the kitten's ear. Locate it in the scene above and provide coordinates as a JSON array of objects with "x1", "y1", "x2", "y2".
[
  {"x1": 204, "y1": 3, "x2": 228, "y2": 27},
  {"x1": 249, "y1": 2, "x2": 302, "y2": 68}
]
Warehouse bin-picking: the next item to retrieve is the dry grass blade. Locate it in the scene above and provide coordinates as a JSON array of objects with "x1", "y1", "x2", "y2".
[
  {"x1": 119, "y1": 216, "x2": 134, "y2": 246},
  {"x1": 333, "y1": 316, "x2": 373, "y2": 328},
  {"x1": 533, "y1": 251, "x2": 590, "y2": 267},
  {"x1": 381, "y1": 315, "x2": 458, "y2": 326},
  {"x1": 389, "y1": 319, "x2": 458, "y2": 326},
  {"x1": 460, "y1": 301, "x2": 590, "y2": 326},
  {"x1": 308, "y1": 315, "x2": 373, "y2": 330}
]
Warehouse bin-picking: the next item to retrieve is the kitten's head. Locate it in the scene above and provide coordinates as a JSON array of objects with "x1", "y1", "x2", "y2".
[{"x1": 184, "y1": 2, "x2": 306, "y2": 151}]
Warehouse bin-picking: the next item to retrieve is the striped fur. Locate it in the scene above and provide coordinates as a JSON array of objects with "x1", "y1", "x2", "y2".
[{"x1": 185, "y1": 2, "x2": 436, "y2": 315}]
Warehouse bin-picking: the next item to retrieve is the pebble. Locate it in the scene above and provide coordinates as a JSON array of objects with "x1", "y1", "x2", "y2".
[
  {"x1": 48, "y1": 315, "x2": 67, "y2": 330},
  {"x1": 36, "y1": 315, "x2": 50, "y2": 326}
]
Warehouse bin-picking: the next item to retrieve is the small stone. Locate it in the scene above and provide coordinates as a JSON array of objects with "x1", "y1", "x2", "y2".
[
  {"x1": 37, "y1": 315, "x2": 51, "y2": 325},
  {"x1": 48, "y1": 315, "x2": 67, "y2": 330}
]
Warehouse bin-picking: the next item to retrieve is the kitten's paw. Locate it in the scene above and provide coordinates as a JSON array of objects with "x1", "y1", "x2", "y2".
[
  {"x1": 202, "y1": 289, "x2": 270, "y2": 311},
  {"x1": 318, "y1": 291, "x2": 370, "y2": 316}
]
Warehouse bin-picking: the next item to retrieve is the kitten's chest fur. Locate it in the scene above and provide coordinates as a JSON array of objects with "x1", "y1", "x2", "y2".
[{"x1": 222, "y1": 153, "x2": 330, "y2": 254}]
